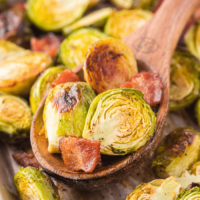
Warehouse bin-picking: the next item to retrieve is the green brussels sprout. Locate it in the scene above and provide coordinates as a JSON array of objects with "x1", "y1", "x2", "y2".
[
  {"x1": 185, "y1": 22, "x2": 200, "y2": 60},
  {"x1": 83, "y1": 37, "x2": 138, "y2": 94},
  {"x1": 14, "y1": 167, "x2": 60, "y2": 200},
  {"x1": 62, "y1": 8, "x2": 115, "y2": 35},
  {"x1": 43, "y1": 82, "x2": 96, "y2": 153},
  {"x1": 0, "y1": 41, "x2": 52, "y2": 96},
  {"x1": 58, "y1": 28, "x2": 108, "y2": 69},
  {"x1": 30, "y1": 67, "x2": 65, "y2": 114},
  {"x1": 126, "y1": 177, "x2": 181, "y2": 200},
  {"x1": 26, "y1": 0, "x2": 90, "y2": 31},
  {"x1": 169, "y1": 51, "x2": 200, "y2": 111},
  {"x1": 176, "y1": 183, "x2": 200, "y2": 200},
  {"x1": 82, "y1": 88, "x2": 156, "y2": 156},
  {"x1": 195, "y1": 98, "x2": 200, "y2": 127},
  {"x1": 104, "y1": 9, "x2": 153, "y2": 39},
  {"x1": 152, "y1": 127, "x2": 200, "y2": 178},
  {"x1": 0, "y1": 93, "x2": 32, "y2": 144},
  {"x1": 110, "y1": 0, "x2": 158, "y2": 10}
]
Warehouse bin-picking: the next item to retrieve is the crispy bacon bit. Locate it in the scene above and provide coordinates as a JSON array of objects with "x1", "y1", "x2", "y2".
[
  {"x1": 59, "y1": 136, "x2": 101, "y2": 173},
  {"x1": 13, "y1": 153, "x2": 40, "y2": 168},
  {"x1": 52, "y1": 69, "x2": 80, "y2": 87},
  {"x1": 120, "y1": 72, "x2": 163, "y2": 106},
  {"x1": 31, "y1": 33, "x2": 63, "y2": 58}
]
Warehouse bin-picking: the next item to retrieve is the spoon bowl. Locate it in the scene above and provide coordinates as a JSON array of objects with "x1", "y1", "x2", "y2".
[{"x1": 31, "y1": 0, "x2": 200, "y2": 190}]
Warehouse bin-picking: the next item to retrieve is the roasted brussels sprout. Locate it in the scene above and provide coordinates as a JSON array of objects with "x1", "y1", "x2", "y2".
[
  {"x1": 104, "y1": 9, "x2": 153, "y2": 39},
  {"x1": 195, "y1": 98, "x2": 200, "y2": 127},
  {"x1": 0, "y1": 4, "x2": 32, "y2": 46},
  {"x1": 14, "y1": 167, "x2": 60, "y2": 200},
  {"x1": 185, "y1": 22, "x2": 200, "y2": 60},
  {"x1": 26, "y1": 0, "x2": 90, "y2": 31},
  {"x1": 0, "y1": 93, "x2": 32, "y2": 144},
  {"x1": 83, "y1": 88, "x2": 156, "y2": 156},
  {"x1": 84, "y1": 37, "x2": 138, "y2": 94},
  {"x1": 43, "y1": 82, "x2": 96, "y2": 153},
  {"x1": 58, "y1": 28, "x2": 108, "y2": 69},
  {"x1": 126, "y1": 177, "x2": 181, "y2": 200},
  {"x1": 152, "y1": 127, "x2": 200, "y2": 178},
  {"x1": 30, "y1": 67, "x2": 65, "y2": 114},
  {"x1": 110, "y1": 0, "x2": 158, "y2": 10},
  {"x1": 0, "y1": 41, "x2": 52, "y2": 96},
  {"x1": 62, "y1": 8, "x2": 115, "y2": 35},
  {"x1": 176, "y1": 183, "x2": 200, "y2": 200},
  {"x1": 169, "y1": 51, "x2": 200, "y2": 111}
]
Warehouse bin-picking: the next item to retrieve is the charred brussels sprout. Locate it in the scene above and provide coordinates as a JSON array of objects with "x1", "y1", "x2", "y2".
[
  {"x1": 0, "y1": 41, "x2": 52, "y2": 96},
  {"x1": 43, "y1": 82, "x2": 96, "y2": 153},
  {"x1": 14, "y1": 167, "x2": 60, "y2": 200},
  {"x1": 176, "y1": 183, "x2": 200, "y2": 200},
  {"x1": 185, "y1": 22, "x2": 200, "y2": 60},
  {"x1": 152, "y1": 127, "x2": 200, "y2": 178},
  {"x1": 84, "y1": 37, "x2": 138, "y2": 94},
  {"x1": 104, "y1": 9, "x2": 153, "y2": 39},
  {"x1": 30, "y1": 67, "x2": 65, "y2": 114},
  {"x1": 58, "y1": 28, "x2": 108, "y2": 69},
  {"x1": 0, "y1": 93, "x2": 32, "y2": 144},
  {"x1": 82, "y1": 88, "x2": 156, "y2": 156},
  {"x1": 27, "y1": 0, "x2": 90, "y2": 31},
  {"x1": 169, "y1": 51, "x2": 200, "y2": 111},
  {"x1": 126, "y1": 177, "x2": 181, "y2": 200},
  {"x1": 62, "y1": 8, "x2": 115, "y2": 35}
]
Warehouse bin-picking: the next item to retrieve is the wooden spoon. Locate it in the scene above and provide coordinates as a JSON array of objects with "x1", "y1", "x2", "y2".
[{"x1": 31, "y1": 0, "x2": 199, "y2": 191}]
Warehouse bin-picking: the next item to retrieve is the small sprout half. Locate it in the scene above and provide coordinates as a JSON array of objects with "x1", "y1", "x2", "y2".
[
  {"x1": 62, "y1": 7, "x2": 115, "y2": 35},
  {"x1": 14, "y1": 167, "x2": 60, "y2": 200},
  {"x1": 0, "y1": 93, "x2": 32, "y2": 144},
  {"x1": 169, "y1": 51, "x2": 200, "y2": 111},
  {"x1": 84, "y1": 37, "x2": 138, "y2": 94},
  {"x1": 30, "y1": 67, "x2": 65, "y2": 114},
  {"x1": 152, "y1": 127, "x2": 200, "y2": 178},
  {"x1": 176, "y1": 183, "x2": 200, "y2": 200},
  {"x1": 43, "y1": 82, "x2": 96, "y2": 153},
  {"x1": 104, "y1": 9, "x2": 153, "y2": 39},
  {"x1": 82, "y1": 88, "x2": 156, "y2": 156},
  {"x1": 26, "y1": 0, "x2": 90, "y2": 31},
  {"x1": 126, "y1": 177, "x2": 181, "y2": 200},
  {"x1": 58, "y1": 28, "x2": 108, "y2": 69}
]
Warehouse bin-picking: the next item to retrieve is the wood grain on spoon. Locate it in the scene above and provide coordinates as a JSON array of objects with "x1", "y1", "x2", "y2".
[{"x1": 31, "y1": 0, "x2": 200, "y2": 191}]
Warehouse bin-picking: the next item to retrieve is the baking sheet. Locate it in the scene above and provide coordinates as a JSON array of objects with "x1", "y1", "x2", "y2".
[{"x1": 1, "y1": 111, "x2": 199, "y2": 200}]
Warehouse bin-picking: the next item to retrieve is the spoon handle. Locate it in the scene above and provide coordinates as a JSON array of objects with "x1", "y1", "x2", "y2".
[{"x1": 123, "y1": 0, "x2": 200, "y2": 74}]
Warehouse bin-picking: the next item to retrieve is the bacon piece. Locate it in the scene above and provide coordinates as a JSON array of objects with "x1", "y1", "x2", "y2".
[
  {"x1": 120, "y1": 72, "x2": 163, "y2": 106},
  {"x1": 59, "y1": 137, "x2": 101, "y2": 173},
  {"x1": 31, "y1": 34, "x2": 63, "y2": 58},
  {"x1": 13, "y1": 153, "x2": 40, "y2": 168},
  {"x1": 52, "y1": 69, "x2": 80, "y2": 87}
]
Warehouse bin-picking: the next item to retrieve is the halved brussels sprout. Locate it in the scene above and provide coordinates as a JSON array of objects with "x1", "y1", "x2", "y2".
[
  {"x1": 30, "y1": 67, "x2": 65, "y2": 114},
  {"x1": 104, "y1": 9, "x2": 153, "y2": 39},
  {"x1": 82, "y1": 88, "x2": 156, "y2": 156},
  {"x1": 185, "y1": 22, "x2": 200, "y2": 60},
  {"x1": 26, "y1": 0, "x2": 90, "y2": 31},
  {"x1": 152, "y1": 127, "x2": 200, "y2": 178},
  {"x1": 0, "y1": 41, "x2": 52, "y2": 96},
  {"x1": 0, "y1": 93, "x2": 32, "y2": 144},
  {"x1": 126, "y1": 177, "x2": 181, "y2": 200},
  {"x1": 176, "y1": 183, "x2": 200, "y2": 200},
  {"x1": 110, "y1": 0, "x2": 158, "y2": 10},
  {"x1": 169, "y1": 51, "x2": 200, "y2": 111},
  {"x1": 62, "y1": 8, "x2": 115, "y2": 35},
  {"x1": 83, "y1": 37, "x2": 138, "y2": 94},
  {"x1": 43, "y1": 82, "x2": 96, "y2": 153},
  {"x1": 58, "y1": 28, "x2": 108, "y2": 69},
  {"x1": 14, "y1": 167, "x2": 60, "y2": 200}
]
